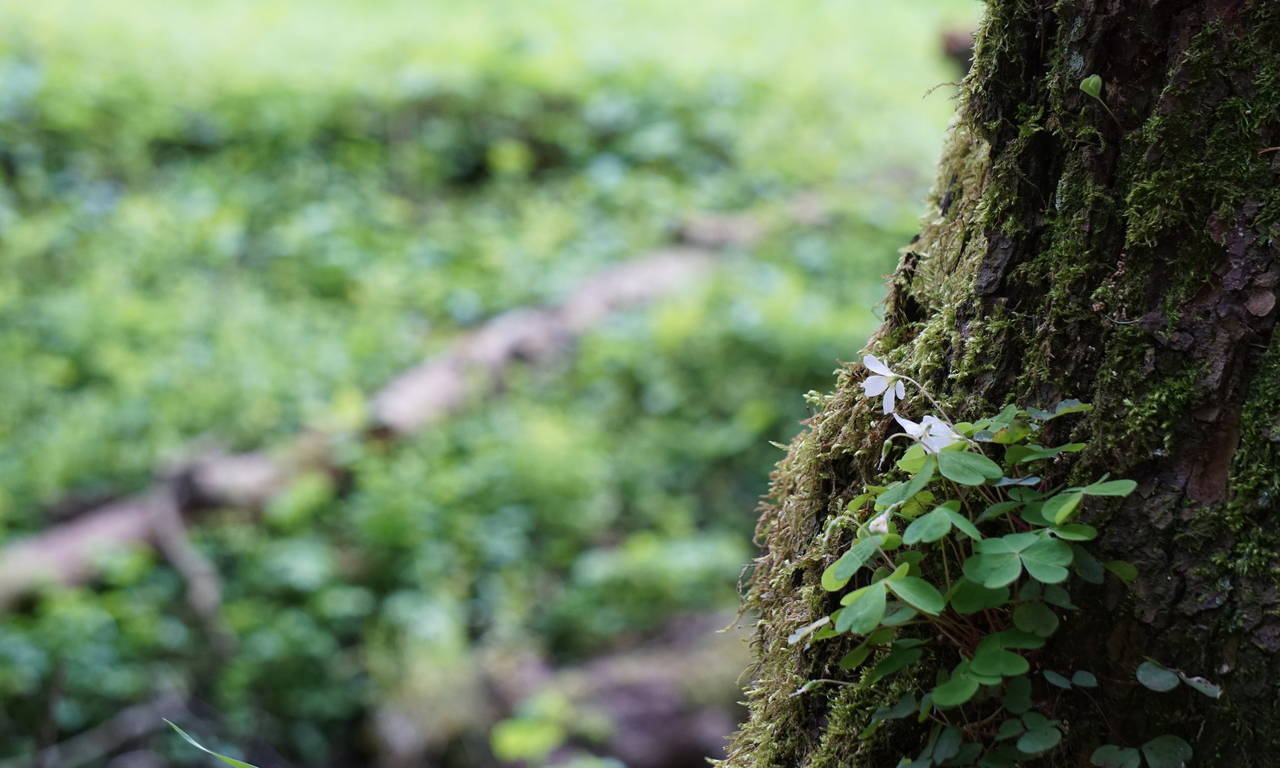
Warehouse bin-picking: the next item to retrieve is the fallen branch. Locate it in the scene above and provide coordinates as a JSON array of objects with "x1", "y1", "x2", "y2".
[
  {"x1": 0, "y1": 212, "x2": 780, "y2": 606},
  {"x1": 150, "y1": 489, "x2": 236, "y2": 657},
  {"x1": 2, "y1": 692, "x2": 187, "y2": 768}
]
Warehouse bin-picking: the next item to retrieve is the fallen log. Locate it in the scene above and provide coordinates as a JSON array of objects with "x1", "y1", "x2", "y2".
[{"x1": 0, "y1": 212, "x2": 778, "y2": 606}]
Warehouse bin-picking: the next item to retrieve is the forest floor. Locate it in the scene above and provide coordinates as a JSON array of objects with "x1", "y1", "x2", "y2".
[{"x1": 0, "y1": 1, "x2": 974, "y2": 765}]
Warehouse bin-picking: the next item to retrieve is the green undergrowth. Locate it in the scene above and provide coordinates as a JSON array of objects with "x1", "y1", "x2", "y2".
[
  {"x1": 0, "y1": 1, "x2": 979, "y2": 762},
  {"x1": 0, "y1": 0, "x2": 974, "y2": 534}
]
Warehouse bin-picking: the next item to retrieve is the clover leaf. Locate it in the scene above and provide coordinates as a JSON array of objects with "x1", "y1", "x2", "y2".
[
  {"x1": 963, "y1": 534, "x2": 1071, "y2": 588},
  {"x1": 937, "y1": 449, "x2": 1004, "y2": 485}
]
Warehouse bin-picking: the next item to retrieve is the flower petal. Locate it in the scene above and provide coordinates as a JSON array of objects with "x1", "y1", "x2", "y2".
[
  {"x1": 863, "y1": 354, "x2": 894, "y2": 376},
  {"x1": 862, "y1": 375, "x2": 890, "y2": 397},
  {"x1": 868, "y1": 512, "x2": 891, "y2": 535},
  {"x1": 895, "y1": 379, "x2": 906, "y2": 400},
  {"x1": 882, "y1": 386, "x2": 896, "y2": 414},
  {"x1": 894, "y1": 414, "x2": 923, "y2": 437}
]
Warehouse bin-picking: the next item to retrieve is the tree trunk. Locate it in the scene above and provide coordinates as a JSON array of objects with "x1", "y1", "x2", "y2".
[{"x1": 725, "y1": 1, "x2": 1279, "y2": 766}]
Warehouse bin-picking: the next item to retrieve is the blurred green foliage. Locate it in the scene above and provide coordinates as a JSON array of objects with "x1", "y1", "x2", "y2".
[{"x1": 0, "y1": 0, "x2": 974, "y2": 764}]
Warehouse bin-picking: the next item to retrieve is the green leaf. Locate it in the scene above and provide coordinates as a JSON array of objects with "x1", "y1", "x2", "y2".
[
  {"x1": 166, "y1": 720, "x2": 260, "y2": 768},
  {"x1": 1030, "y1": 399, "x2": 1093, "y2": 420},
  {"x1": 900, "y1": 492, "x2": 934, "y2": 520},
  {"x1": 950, "y1": 579, "x2": 1009, "y2": 615},
  {"x1": 1141, "y1": 735, "x2": 1193, "y2": 768},
  {"x1": 896, "y1": 550, "x2": 926, "y2": 575},
  {"x1": 1009, "y1": 487, "x2": 1050, "y2": 502},
  {"x1": 1019, "y1": 503, "x2": 1051, "y2": 526},
  {"x1": 1082, "y1": 479, "x2": 1137, "y2": 497},
  {"x1": 1090, "y1": 745, "x2": 1141, "y2": 768},
  {"x1": 882, "y1": 603, "x2": 919, "y2": 626},
  {"x1": 1054, "y1": 399, "x2": 1092, "y2": 417},
  {"x1": 838, "y1": 645, "x2": 872, "y2": 670},
  {"x1": 846, "y1": 493, "x2": 873, "y2": 511},
  {"x1": 966, "y1": 669, "x2": 1002, "y2": 686},
  {"x1": 988, "y1": 629, "x2": 1045, "y2": 650},
  {"x1": 963, "y1": 553, "x2": 1022, "y2": 589},
  {"x1": 1136, "y1": 661, "x2": 1181, "y2": 692},
  {"x1": 946, "y1": 744, "x2": 983, "y2": 767},
  {"x1": 837, "y1": 582, "x2": 887, "y2": 634},
  {"x1": 1073, "y1": 544, "x2": 1105, "y2": 584},
  {"x1": 1013, "y1": 601, "x2": 1059, "y2": 637},
  {"x1": 1042, "y1": 584, "x2": 1075, "y2": 609},
  {"x1": 972, "y1": 640, "x2": 1029, "y2": 677},
  {"x1": 903, "y1": 508, "x2": 952, "y2": 545},
  {"x1": 1105, "y1": 560, "x2": 1138, "y2": 583},
  {"x1": 996, "y1": 718, "x2": 1025, "y2": 741},
  {"x1": 886, "y1": 577, "x2": 946, "y2": 615},
  {"x1": 896, "y1": 443, "x2": 928, "y2": 473},
  {"x1": 1043, "y1": 491, "x2": 1083, "y2": 525},
  {"x1": 993, "y1": 476, "x2": 1040, "y2": 487},
  {"x1": 1071, "y1": 670, "x2": 1098, "y2": 688},
  {"x1": 943, "y1": 507, "x2": 983, "y2": 540},
  {"x1": 1022, "y1": 711, "x2": 1052, "y2": 730},
  {"x1": 893, "y1": 637, "x2": 930, "y2": 649},
  {"x1": 1016, "y1": 726, "x2": 1062, "y2": 755},
  {"x1": 1001, "y1": 676, "x2": 1032, "y2": 714},
  {"x1": 978, "y1": 500, "x2": 1021, "y2": 522},
  {"x1": 822, "y1": 536, "x2": 884, "y2": 591},
  {"x1": 870, "y1": 693, "x2": 918, "y2": 723},
  {"x1": 989, "y1": 418, "x2": 1033, "y2": 445},
  {"x1": 932, "y1": 670, "x2": 980, "y2": 708},
  {"x1": 986, "y1": 533, "x2": 1039, "y2": 553},
  {"x1": 865, "y1": 627, "x2": 897, "y2": 646},
  {"x1": 937, "y1": 450, "x2": 1004, "y2": 486},
  {"x1": 1042, "y1": 670, "x2": 1072, "y2": 689},
  {"x1": 877, "y1": 456, "x2": 937, "y2": 510},
  {"x1": 1011, "y1": 442, "x2": 1087, "y2": 463},
  {"x1": 982, "y1": 747, "x2": 1023, "y2": 768},
  {"x1": 1051, "y1": 523, "x2": 1097, "y2": 541},
  {"x1": 1021, "y1": 538, "x2": 1073, "y2": 584},
  {"x1": 867, "y1": 647, "x2": 923, "y2": 683},
  {"x1": 934, "y1": 726, "x2": 963, "y2": 762}
]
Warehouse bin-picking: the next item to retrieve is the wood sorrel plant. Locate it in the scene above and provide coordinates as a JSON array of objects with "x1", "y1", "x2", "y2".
[{"x1": 787, "y1": 354, "x2": 1220, "y2": 768}]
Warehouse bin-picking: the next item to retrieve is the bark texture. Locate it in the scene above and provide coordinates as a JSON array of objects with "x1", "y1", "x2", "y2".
[{"x1": 725, "y1": 1, "x2": 1280, "y2": 765}]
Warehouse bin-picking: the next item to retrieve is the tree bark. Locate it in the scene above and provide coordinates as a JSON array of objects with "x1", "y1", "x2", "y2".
[{"x1": 725, "y1": 1, "x2": 1280, "y2": 765}]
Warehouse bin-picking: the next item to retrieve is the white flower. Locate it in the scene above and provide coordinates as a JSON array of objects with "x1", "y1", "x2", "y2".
[
  {"x1": 861, "y1": 354, "x2": 906, "y2": 414},
  {"x1": 893, "y1": 413, "x2": 961, "y2": 454},
  {"x1": 867, "y1": 511, "x2": 891, "y2": 535}
]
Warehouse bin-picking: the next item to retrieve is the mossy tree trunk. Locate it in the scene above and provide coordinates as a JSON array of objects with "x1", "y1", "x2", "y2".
[{"x1": 725, "y1": 1, "x2": 1280, "y2": 765}]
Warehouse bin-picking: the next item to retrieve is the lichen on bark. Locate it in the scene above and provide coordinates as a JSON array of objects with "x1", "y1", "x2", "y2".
[{"x1": 723, "y1": 1, "x2": 1280, "y2": 765}]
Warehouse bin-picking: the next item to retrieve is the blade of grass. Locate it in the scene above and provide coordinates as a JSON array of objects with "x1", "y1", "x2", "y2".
[{"x1": 164, "y1": 719, "x2": 260, "y2": 768}]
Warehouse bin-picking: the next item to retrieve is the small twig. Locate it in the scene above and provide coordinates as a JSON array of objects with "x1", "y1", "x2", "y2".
[
  {"x1": 1258, "y1": 147, "x2": 1280, "y2": 155},
  {"x1": 149, "y1": 490, "x2": 236, "y2": 657},
  {"x1": 900, "y1": 376, "x2": 957, "y2": 425},
  {"x1": 1097, "y1": 100, "x2": 1121, "y2": 128}
]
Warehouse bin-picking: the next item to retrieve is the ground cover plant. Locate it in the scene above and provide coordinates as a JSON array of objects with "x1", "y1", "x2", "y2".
[{"x1": 0, "y1": 0, "x2": 976, "y2": 764}]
